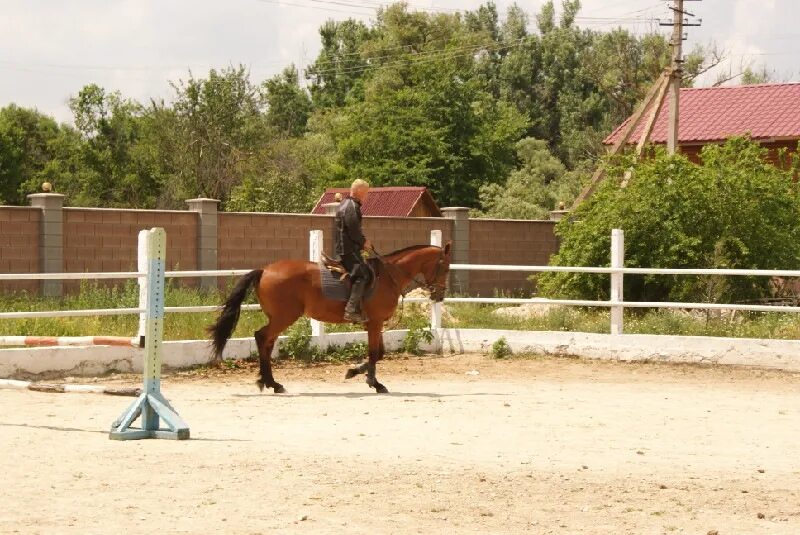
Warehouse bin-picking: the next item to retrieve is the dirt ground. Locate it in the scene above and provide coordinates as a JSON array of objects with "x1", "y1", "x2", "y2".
[{"x1": 2, "y1": 354, "x2": 800, "y2": 535}]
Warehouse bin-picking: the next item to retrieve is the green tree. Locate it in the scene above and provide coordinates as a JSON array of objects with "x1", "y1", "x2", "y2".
[
  {"x1": 311, "y1": 4, "x2": 528, "y2": 207},
  {"x1": 478, "y1": 138, "x2": 571, "y2": 219},
  {"x1": 65, "y1": 84, "x2": 164, "y2": 207},
  {"x1": 166, "y1": 66, "x2": 271, "y2": 205},
  {"x1": 741, "y1": 65, "x2": 774, "y2": 85},
  {"x1": 538, "y1": 137, "x2": 800, "y2": 304},
  {"x1": 306, "y1": 19, "x2": 373, "y2": 108},
  {"x1": 264, "y1": 65, "x2": 312, "y2": 137},
  {"x1": 0, "y1": 105, "x2": 80, "y2": 205},
  {"x1": 227, "y1": 134, "x2": 337, "y2": 213}
]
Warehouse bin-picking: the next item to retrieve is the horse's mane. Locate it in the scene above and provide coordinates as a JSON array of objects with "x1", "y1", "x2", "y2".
[{"x1": 384, "y1": 244, "x2": 440, "y2": 258}]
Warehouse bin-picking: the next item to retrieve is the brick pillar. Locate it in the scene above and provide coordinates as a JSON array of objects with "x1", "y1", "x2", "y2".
[
  {"x1": 441, "y1": 207, "x2": 470, "y2": 294},
  {"x1": 28, "y1": 193, "x2": 64, "y2": 296},
  {"x1": 186, "y1": 198, "x2": 219, "y2": 290}
]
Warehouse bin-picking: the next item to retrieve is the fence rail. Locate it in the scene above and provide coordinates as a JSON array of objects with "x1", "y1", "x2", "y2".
[{"x1": 2, "y1": 228, "x2": 800, "y2": 336}]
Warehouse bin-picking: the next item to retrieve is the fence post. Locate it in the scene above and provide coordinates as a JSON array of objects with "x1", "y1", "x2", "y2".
[
  {"x1": 309, "y1": 230, "x2": 326, "y2": 347},
  {"x1": 430, "y1": 230, "x2": 443, "y2": 352},
  {"x1": 610, "y1": 228, "x2": 625, "y2": 335}
]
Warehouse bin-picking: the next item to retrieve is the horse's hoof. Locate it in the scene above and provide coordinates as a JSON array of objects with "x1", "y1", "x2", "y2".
[
  {"x1": 273, "y1": 384, "x2": 287, "y2": 394},
  {"x1": 345, "y1": 368, "x2": 360, "y2": 380},
  {"x1": 374, "y1": 384, "x2": 389, "y2": 394}
]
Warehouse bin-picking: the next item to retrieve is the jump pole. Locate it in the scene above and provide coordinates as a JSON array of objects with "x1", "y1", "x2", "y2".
[
  {"x1": 0, "y1": 336, "x2": 140, "y2": 347},
  {"x1": 109, "y1": 228, "x2": 190, "y2": 440}
]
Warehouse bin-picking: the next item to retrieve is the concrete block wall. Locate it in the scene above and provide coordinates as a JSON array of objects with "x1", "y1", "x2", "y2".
[
  {"x1": 0, "y1": 196, "x2": 558, "y2": 297},
  {"x1": 218, "y1": 213, "x2": 335, "y2": 270},
  {"x1": 62, "y1": 208, "x2": 198, "y2": 292},
  {"x1": 469, "y1": 219, "x2": 559, "y2": 296},
  {"x1": 0, "y1": 207, "x2": 41, "y2": 293},
  {"x1": 363, "y1": 217, "x2": 453, "y2": 255},
  {"x1": 217, "y1": 212, "x2": 453, "y2": 273}
]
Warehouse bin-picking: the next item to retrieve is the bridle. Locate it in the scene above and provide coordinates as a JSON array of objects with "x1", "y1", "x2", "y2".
[{"x1": 371, "y1": 246, "x2": 447, "y2": 299}]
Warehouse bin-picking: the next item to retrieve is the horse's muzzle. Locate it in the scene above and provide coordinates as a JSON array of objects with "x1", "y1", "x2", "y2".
[{"x1": 430, "y1": 289, "x2": 446, "y2": 302}]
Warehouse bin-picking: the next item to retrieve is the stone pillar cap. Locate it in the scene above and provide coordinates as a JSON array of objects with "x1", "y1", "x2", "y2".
[
  {"x1": 27, "y1": 193, "x2": 65, "y2": 199},
  {"x1": 186, "y1": 198, "x2": 220, "y2": 203}
]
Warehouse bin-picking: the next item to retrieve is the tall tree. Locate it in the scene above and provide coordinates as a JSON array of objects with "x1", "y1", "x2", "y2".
[
  {"x1": 0, "y1": 105, "x2": 78, "y2": 205},
  {"x1": 166, "y1": 66, "x2": 270, "y2": 204},
  {"x1": 264, "y1": 65, "x2": 312, "y2": 137},
  {"x1": 66, "y1": 84, "x2": 163, "y2": 207},
  {"x1": 305, "y1": 19, "x2": 373, "y2": 108}
]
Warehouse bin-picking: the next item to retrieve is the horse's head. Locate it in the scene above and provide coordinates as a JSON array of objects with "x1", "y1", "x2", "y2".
[{"x1": 422, "y1": 242, "x2": 451, "y2": 302}]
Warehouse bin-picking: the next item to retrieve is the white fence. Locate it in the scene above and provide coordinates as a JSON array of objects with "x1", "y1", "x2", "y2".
[
  {"x1": 2, "y1": 227, "x2": 800, "y2": 349},
  {"x1": 0, "y1": 230, "x2": 800, "y2": 373}
]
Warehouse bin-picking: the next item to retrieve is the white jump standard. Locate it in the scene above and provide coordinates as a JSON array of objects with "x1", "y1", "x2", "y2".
[{"x1": 109, "y1": 228, "x2": 190, "y2": 440}]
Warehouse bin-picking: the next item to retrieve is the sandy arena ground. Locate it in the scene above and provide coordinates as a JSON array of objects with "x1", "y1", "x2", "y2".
[{"x1": 2, "y1": 353, "x2": 800, "y2": 534}]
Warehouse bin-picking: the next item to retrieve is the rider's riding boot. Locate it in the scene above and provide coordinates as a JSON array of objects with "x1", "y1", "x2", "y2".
[{"x1": 344, "y1": 278, "x2": 369, "y2": 323}]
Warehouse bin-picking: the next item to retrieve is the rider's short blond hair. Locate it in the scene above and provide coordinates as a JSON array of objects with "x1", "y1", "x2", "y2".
[{"x1": 350, "y1": 179, "x2": 370, "y2": 193}]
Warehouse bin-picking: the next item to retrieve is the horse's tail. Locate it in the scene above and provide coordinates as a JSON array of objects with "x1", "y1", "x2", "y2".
[{"x1": 207, "y1": 269, "x2": 264, "y2": 361}]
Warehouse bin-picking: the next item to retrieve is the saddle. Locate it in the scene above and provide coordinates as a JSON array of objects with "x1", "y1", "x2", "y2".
[{"x1": 319, "y1": 253, "x2": 378, "y2": 302}]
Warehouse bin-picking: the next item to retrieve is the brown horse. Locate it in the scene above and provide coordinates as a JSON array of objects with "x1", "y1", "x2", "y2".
[{"x1": 208, "y1": 243, "x2": 451, "y2": 393}]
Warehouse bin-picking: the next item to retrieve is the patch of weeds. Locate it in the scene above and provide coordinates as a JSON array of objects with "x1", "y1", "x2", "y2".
[
  {"x1": 491, "y1": 337, "x2": 512, "y2": 359},
  {"x1": 220, "y1": 358, "x2": 245, "y2": 370},
  {"x1": 401, "y1": 325, "x2": 434, "y2": 355},
  {"x1": 400, "y1": 313, "x2": 434, "y2": 355},
  {"x1": 278, "y1": 318, "x2": 321, "y2": 362},
  {"x1": 323, "y1": 341, "x2": 368, "y2": 363}
]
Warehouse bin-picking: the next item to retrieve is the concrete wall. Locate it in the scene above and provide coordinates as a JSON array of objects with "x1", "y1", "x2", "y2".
[
  {"x1": 0, "y1": 199, "x2": 557, "y2": 295},
  {"x1": 4, "y1": 328, "x2": 800, "y2": 378},
  {"x1": 0, "y1": 207, "x2": 40, "y2": 293},
  {"x1": 62, "y1": 208, "x2": 198, "y2": 291},
  {"x1": 469, "y1": 219, "x2": 559, "y2": 296}
]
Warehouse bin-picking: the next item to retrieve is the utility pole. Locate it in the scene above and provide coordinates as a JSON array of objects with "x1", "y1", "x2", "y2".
[{"x1": 660, "y1": 0, "x2": 702, "y2": 155}]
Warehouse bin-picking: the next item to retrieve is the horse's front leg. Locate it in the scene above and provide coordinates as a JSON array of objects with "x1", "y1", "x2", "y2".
[{"x1": 365, "y1": 325, "x2": 388, "y2": 394}]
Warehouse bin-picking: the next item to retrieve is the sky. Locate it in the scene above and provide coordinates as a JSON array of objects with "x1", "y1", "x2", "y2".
[{"x1": 1, "y1": 0, "x2": 797, "y2": 124}]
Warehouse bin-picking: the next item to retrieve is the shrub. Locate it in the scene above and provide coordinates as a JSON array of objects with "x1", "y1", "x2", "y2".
[
  {"x1": 491, "y1": 336, "x2": 512, "y2": 359},
  {"x1": 539, "y1": 137, "x2": 800, "y2": 304}
]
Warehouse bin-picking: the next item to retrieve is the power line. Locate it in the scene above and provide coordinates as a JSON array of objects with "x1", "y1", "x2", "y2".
[{"x1": 305, "y1": 37, "x2": 530, "y2": 78}]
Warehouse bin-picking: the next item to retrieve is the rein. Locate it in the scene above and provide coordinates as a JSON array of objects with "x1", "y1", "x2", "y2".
[
  {"x1": 370, "y1": 246, "x2": 445, "y2": 296},
  {"x1": 369, "y1": 246, "x2": 446, "y2": 330}
]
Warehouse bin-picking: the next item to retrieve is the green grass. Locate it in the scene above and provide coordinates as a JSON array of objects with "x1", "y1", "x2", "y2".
[
  {"x1": 2, "y1": 283, "x2": 800, "y2": 341},
  {"x1": 444, "y1": 302, "x2": 800, "y2": 340}
]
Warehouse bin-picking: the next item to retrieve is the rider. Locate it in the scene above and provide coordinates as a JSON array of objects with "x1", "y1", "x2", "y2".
[{"x1": 334, "y1": 179, "x2": 373, "y2": 323}]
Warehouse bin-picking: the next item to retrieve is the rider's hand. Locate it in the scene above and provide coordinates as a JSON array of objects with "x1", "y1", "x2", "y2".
[{"x1": 364, "y1": 239, "x2": 373, "y2": 251}]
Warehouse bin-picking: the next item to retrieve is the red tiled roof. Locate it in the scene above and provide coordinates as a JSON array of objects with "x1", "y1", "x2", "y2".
[
  {"x1": 311, "y1": 186, "x2": 441, "y2": 217},
  {"x1": 604, "y1": 82, "x2": 800, "y2": 145}
]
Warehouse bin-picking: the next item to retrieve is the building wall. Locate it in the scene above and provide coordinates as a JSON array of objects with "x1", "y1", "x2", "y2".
[{"x1": 0, "y1": 207, "x2": 41, "y2": 293}]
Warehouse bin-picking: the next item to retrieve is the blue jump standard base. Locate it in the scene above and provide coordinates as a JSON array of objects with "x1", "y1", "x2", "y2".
[{"x1": 109, "y1": 390, "x2": 190, "y2": 440}]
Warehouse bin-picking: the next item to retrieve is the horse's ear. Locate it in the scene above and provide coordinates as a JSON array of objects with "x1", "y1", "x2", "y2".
[{"x1": 444, "y1": 241, "x2": 452, "y2": 255}]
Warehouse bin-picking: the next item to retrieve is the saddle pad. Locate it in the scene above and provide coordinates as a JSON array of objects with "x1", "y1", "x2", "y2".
[{"x1": 319, "y1": 263, "x2": 376, "y2": 302}]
